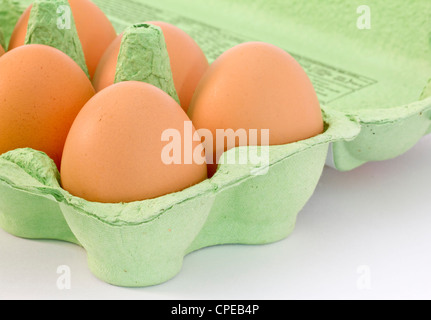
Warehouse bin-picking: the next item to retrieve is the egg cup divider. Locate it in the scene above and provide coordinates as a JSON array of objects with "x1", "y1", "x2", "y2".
[
  {"x1": 25, "y1": 0, "x2": 90, "y2": 77},
  {"x1": 0, "y1": 106, "x2": 359, "y2": 287}
]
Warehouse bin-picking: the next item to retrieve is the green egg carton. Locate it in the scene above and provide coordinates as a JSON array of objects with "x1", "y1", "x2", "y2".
[
  {"x1": 0, "y1": 108, "x2": 359, "y2": 287},
  {"x1": 1, "y1": 0, "x2": 431, "y2": 287}
]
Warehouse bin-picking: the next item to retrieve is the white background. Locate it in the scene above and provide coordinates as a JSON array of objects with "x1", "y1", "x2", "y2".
[{"x1": 1, "y1": 135, "x2": 431, "y2": 300}]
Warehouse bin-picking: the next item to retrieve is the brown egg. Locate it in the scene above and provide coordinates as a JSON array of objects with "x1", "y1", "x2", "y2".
[
  {"x1": 91, "y1": 34, "x2": 123, "y2": 94},
  {"x1": 93, "y1": 21, "x2": 209, "y2": 112},
  {"x1": 61, "y1": 81, "x2": 208, "y2": 204},
  {"x1": 188, "y1": 42, "x2": 324, "y2": 177},
  {"x1": 9, "y1": 0, "x2": 117, "y2": 79},
  {"x1": 0, "y1": 44, "x2": 95, "y2": 168}
]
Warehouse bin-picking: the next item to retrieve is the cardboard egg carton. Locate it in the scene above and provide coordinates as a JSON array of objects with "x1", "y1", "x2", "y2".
[{"x1": 0, "y1": 0, "x2": 430, "y2": 287}]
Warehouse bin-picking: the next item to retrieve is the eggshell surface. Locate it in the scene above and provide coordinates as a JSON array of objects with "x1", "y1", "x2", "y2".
[
  {"x1": 0, "y1": 44, "x2": 95, "y2": 168},
  {"x1": 93, "y1": 21, "x2": 209, "y2": 112},
  {"x1": 61, "y1": 81, "x2": 208, "y2": 204},
  {"x1": 188, "y1": 42, "x2": 324, "y2": 177},
  {"x1": 7, "y1": 5, "x2": 30, "y2": 50},
  {"x1": 92, "y1": 34, "x2": 122, "y2": 94},
  {"x1": 9, "y1": 0, "x2": 117, "y2": 79}
]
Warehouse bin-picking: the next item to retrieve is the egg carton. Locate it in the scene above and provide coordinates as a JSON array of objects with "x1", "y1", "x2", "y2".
[{"x1": 1, "y1": 0, "x2": 431, "y2": 287}]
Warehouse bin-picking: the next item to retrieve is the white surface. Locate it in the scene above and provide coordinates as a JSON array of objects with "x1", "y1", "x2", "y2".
[{"x1": 1, "y1": 135, "x2": 431, "y2": 300}]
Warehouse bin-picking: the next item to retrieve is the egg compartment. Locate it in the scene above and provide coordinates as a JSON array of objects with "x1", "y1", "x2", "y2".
[
  {"x1": 0, "y1": 107, "x2": 359, "y2": 287},
  {"x1": 96, "y1": 0, "x2": 431, "y2": 171}
]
